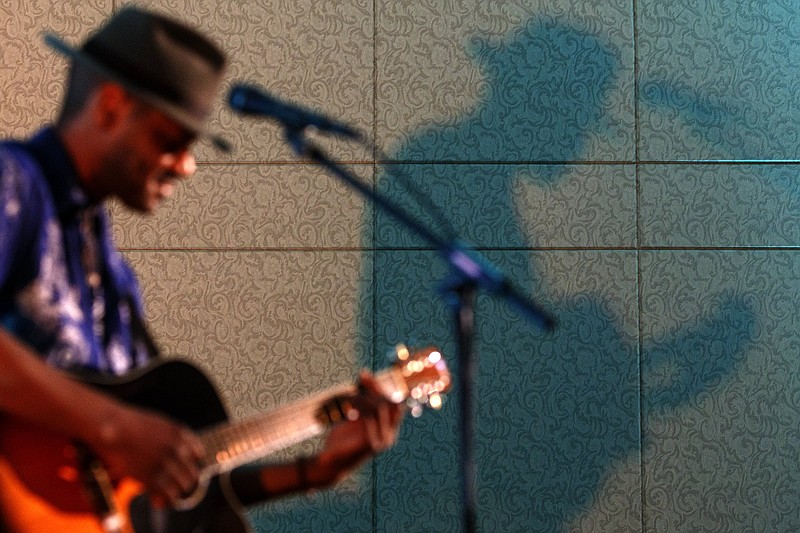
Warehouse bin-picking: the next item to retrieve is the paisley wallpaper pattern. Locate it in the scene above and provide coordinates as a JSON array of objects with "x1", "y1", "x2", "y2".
[{"x1": 2, "y1": 0, "x2": 799, "y2": 531}]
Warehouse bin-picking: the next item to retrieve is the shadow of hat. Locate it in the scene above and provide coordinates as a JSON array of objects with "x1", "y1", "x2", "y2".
[{"x1": 44, "y1": 7, "x2": 230, "y2": 152}]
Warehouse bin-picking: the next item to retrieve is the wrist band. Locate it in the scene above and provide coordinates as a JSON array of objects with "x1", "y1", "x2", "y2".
[
  {"x1": 294, "y1": 455, "x2": 314, "y2": 492},
  {"x1": 296, "y1": 455, "x2": 310, "y2": 491},
  {"x1": 226, "y1": 466, "x2": 268, "y2": 507}
]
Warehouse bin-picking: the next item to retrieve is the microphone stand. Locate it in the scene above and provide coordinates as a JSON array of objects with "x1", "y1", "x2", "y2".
[{"x1": 285, "y1": 128, "x2": 555, "y2": 533}]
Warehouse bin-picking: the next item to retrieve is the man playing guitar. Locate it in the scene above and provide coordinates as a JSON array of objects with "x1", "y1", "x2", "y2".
[{"x1": 0, "y1": 7, "x2": 415, "y2": 532}]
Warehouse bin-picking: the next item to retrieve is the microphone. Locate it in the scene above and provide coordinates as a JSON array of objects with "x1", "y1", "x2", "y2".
[{"x1": 228, "y1": 83, "x2": 362, "y2": 140}]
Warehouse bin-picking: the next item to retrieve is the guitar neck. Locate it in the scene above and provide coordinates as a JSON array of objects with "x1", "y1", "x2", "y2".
[{"x1": 198, "y1": 369, "x2": 405, "y2": 475}]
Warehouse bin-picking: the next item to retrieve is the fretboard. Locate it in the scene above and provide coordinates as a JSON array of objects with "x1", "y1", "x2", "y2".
[{"x1": 198, "y1": 369, "x2": 407, "y2": 474}]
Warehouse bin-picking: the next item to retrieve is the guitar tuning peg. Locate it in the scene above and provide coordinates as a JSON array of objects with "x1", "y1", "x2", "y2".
[
  {"x1": 428, "y1": 391, "x2": 443, "y2": 410},
  {"x1": 406, "y1": 398, "x2": 424, "y2": 418},
  {"x1": 394, "y1": 343, "x2": 410, "y2": 361}
]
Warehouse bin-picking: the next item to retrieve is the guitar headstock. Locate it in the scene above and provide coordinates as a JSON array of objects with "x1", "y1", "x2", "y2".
[{"x1": 390, "y1": 344, "x2": 451, "y2": 417}]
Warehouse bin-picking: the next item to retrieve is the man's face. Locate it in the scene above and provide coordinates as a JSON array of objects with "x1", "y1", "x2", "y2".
[{"x1": 99, "y1": 102, "x2": 198, "y2": 213}]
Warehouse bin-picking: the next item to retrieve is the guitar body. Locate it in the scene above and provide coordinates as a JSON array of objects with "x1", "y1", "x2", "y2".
[{"x1": 0, "y1": 360, "x2": 249, "y2": 533}]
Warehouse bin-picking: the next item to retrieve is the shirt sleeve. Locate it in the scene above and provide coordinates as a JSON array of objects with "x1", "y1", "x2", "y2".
[{"x1": 0, "y1": 146, "x2": 43, "y2": 292}]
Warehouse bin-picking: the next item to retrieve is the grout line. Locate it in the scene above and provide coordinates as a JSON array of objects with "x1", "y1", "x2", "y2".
[
  {"x1": 631, "y1": 0, "x2": 648, "y2": 526},
  {"x1": 119, "y1": 246, "x2": 800, "y2": 253},
  {"x1": 196, "y1": 159, "x2": 800, "y2": 166},
  {"x1": 371, "y1": 2, "x2": 380, "y2": 530}
]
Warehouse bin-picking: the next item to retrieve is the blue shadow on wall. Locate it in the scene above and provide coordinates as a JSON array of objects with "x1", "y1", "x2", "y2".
[
  {"x1": 379, "y1": 17, "x2": 624, "y2": 253},
  {"x1": 367, "y1": 16, "x2": 758, "y2": 533},
  {"x1": 393, "y1": 24, "x2": 618, "y2": 162},
  {"x1": 250, "y1": 16, "x2": 758, "y2": 533}
]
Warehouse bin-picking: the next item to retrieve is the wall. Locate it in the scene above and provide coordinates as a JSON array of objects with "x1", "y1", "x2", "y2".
[{"x1": 1, "y1": 0, "x2": 799, "y2": 531}]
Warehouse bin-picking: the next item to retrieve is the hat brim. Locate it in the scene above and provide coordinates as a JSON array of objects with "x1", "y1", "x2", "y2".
[{"x1": 44, "y1": 32, "x2": 230, "y2": 152}]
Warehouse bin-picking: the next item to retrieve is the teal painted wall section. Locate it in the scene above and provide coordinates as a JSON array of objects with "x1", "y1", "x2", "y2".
[{"x1": 1, "y1": 0, "x2": 798, "y2": 531}]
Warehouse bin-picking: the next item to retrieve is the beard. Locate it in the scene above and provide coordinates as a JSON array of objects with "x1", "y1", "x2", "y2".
[{"x1": 96, "y1": 141, "x2": 161, "y2": 214}]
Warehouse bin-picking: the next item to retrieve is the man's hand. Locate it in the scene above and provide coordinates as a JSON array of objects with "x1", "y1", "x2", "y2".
[
  {"x1": 89, "y1": 403, "x2": 205, "y2": 507},
  {"x1": 305, "y1": 370, "x2": 406, "y2": 489},
  {"x1": 0, "y1": 329, "x2": 205, "y2": 507}
]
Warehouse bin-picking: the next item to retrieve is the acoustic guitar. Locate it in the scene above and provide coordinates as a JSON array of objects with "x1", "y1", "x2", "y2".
[{"x1": 0, "y1": 345, "x2": 450, "y2": 533}]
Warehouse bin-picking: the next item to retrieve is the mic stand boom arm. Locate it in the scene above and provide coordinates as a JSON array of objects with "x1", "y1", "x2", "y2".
[
  {"x1": 286, "y1": 129, "x2": 555, "y2": 533},
  {"x1": 287, "y1": 131, "x2": 554, "y2": 330}
]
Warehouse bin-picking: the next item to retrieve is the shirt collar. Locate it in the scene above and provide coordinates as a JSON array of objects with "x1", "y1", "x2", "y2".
[{"x1": 26, "y1": 126, "x2": 95, "y2": 218}]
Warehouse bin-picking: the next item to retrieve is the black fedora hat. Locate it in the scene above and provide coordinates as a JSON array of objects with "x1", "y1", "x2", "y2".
[{"x1": 44, "y1": 6, "x2": 229, "y2": 151}]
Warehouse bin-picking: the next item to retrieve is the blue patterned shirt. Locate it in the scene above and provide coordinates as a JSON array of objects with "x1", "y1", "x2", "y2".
[{"x1": 0, "y1": 127, "x2": 153, "y2": 374}]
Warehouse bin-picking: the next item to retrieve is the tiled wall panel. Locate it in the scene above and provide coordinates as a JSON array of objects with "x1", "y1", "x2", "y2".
[
  {"x1": 640, "y1": 164, "x2": 800, "y2": 248},
  {"x1": 136, "y1": 0, "x2": 376, "y2": 163},
  {"x1": 375, "y1": 164, "x2": 636, "y2": 249},
  {"x1": 125, "y1": 250, "x2": 373, "y2": 420},
  {"x1": 113, "y1": 164, "x2": 372, "y2": 250},
  {"x1": 0, "y1": 1, "x2": 111, "y2": 135},
  {"x1": 375, "y1": 0, "x2": 635, "y2": 161},
  {"x1": 637, "y1": 1, "x2": 800, "y2": 160},
  {"x1": 373, "y1": 250, "x2": 641, "y2": 532},
  {"x1": 641, "y1": 251, "x2": 800, "y2": 531}
]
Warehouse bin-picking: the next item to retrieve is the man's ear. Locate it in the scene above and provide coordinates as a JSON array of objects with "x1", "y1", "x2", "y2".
[{"x1": 92, "y1": 83, "x2": 134, "y2": 132}]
